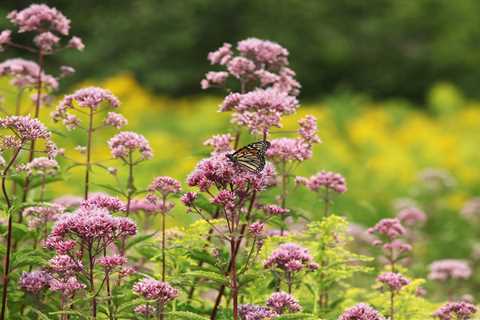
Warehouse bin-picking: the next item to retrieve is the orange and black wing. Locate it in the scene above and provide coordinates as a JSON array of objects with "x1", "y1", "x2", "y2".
[{"x1": 228, "y1": 141, "x2": 270, "y2": 173}]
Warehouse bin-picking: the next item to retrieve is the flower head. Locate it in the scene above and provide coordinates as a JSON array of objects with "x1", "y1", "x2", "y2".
[
  {"x1": 338, "y1": 303, "x2": 385, "y2": 320},
  {"x1": 105, "y1": 112, "x2": 128, "y2": 129},
  {"x1": 108, "y1": 131, "x2": 153, "y2": 161},
  {"x1": 368, "y1": 218, "x2": 405, "y2": 240},
  {"x1": 433, "y1": 301, "x2": 477, "y2": 320},
  {"x1": 187, "y1": 152, "x2": 274, "y2": 192},
  {"x1": 249, "y1": 221, "x2": 265, "y2": 237},
  {"x1": 24, "y1": 203, "x2": 64, "y2": 229},
  {"x1": 208, "y1": 42, "x2": 233, "y2": 65},
  {"x1": 223, "y1": 88, "x2": 299, "y2": 135},
  {"x1": 48, "y1": 255, "x2": 83, "y2": 274},
  {"x1": 134, "y1": 304, "x2": 157, "y2": 316},
  {"x1": 396, "y1": 207, "x2": 427, "y2": 226},
  {"x1": 49, "y1": 276, "x2": 85, "y2": 297},
  {"x1": 49, "y1": 207, "x2": 136, "y2": 243},
  {"x1": 25, "y1": 157, "x2": 59, "y2": 176},
  {"x1": 461, "y1": 198, "x2": 480, "y2": 223},
  {"x1": 0, "y1": 115, "x2": 51, "y2": 141},
  {"x1": 428, "y1": 260, "x2": 471, "y2": 281},
  {"x1": 377, "y1": 272, "x2": 410, "y2": 291},
  {"x1": 237, "y1": 38, "x2": 289, "y2": 66},
  {"x1": 148, "y1": 176, "x2": 181, "y2": 197},
  {"x1": 180, "y1": 192, "x2": 198, "y2": 208},
  {"x1": 19, "y1": 271, "x2": 51, "y2": 294},
  {"x1": 297, "y1": 171, "x2": 347, "y2": 194},
  {"x1": 204, "y1": 134, "x2": 234, "y2": 155},
  {"x1": 68, "y1": 36, "x2": 84, "y2": 50},
  {"x1": 0, "y1": 30, "x2": 11, "y2": 50},
  {"x1": 132, "y1": 278, "x2": 178, "y2": 303},
  {"x1": 0, "y1": 58, "x2": 58, "y2": 89},
  {"x1": 264, "y1": 243, "x2": 315, "y2": 273},
  {"x1": 98, "y1": 255, "x2": 127, "y2": 270},
  {"x1": 266, "y1": 292, "x2": 301, "y2": 314},
  {"x1": 263, "y1": 204, "x2": 289, "y2": 216},
  {"x1": 52, "y1": 87, "x2": 119, "y2": 126},
  {"x1": 8, "y1": 4, "x2": 70, "y2": 35},
  {"x1": 239, "y1": 304, "x2": 278, "y2": 320},
  {"x1": 34, "y1": 31, "x2": 59, "y2": 52},
  {"x1": 80, "y1": 194, "x2": 126, "y2": 212},
  {"x1": 201, "y1": 71, "x2": 229, "y2": 89}
]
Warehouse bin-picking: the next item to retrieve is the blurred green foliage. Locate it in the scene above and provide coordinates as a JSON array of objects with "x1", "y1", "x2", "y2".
[{"x1": 2, "y1": 0, "x2": 480, "y2": 101}]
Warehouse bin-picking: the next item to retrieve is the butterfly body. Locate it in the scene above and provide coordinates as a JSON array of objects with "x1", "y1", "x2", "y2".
[{"x1": 226, "y1": 141, "x2": 271, "y2": 173}]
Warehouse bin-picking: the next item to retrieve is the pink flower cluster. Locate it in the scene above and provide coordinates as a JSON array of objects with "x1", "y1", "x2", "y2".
[
  {"x1": 296, "y1": 171, "x2": 347, "y2": 194},
  {"x1": 0, "y1": 30, "x2": 11, "y2": 50},
  {"x1": 267, "y1": 115, "x2": 320, "y2": 162},
  {"x1": 19, "y1": 271, "x2": 51, "y2": 294},
  {"x1": 221, "y1": 88, "x2": 299, "y2": 135},
  {"x1": 148, "y1": 176, "x2": 181, "y2": 197},
  {"x1": 264, "y1": 243, "x2": 318, "y2": 272},
  {"x1": 48, "y1": 207, "x2": 136, "y2": 243},
  {"x1": 49, "y1": 276, "x2": 85, "y2": 297},
  {"x1": 263, "y1": 204, "x2": 289, "y2": 216},
  {"x1": 108, "y1": 131, "x2": 153, "y2": 161},
  {"x1": 134, "y1": 304, "x2": 157, "y2": 316},
  {"x1": 266, "y1": 292, "x2": 302, "y2": 314},
  {"x1": 7, "y1": 4, "x2": 70, "y2": 35},
  {"x1": 80, "y1": 194, "x2": 126, "y2": 212},
  {"x1": 130, "y1": 198, "x2": 163, "y2": 215},
  {"x1": 52, "y1": 87, "x2": 120, "y2": 129},
  {"x1": 48, "y1": 255, "x2": 83, "y2": 274},
  {"x1": 248, "y1": 221, "x2": 265, "y2": 237},
  {"x1": 204, "y1": 38, "x2": 300, "y2": 96},
  {"x1": 132, "y1": 278, "x2": 178, "y2": 303},
  {"x1": 368, "y1": 218, "x2": 405, "y2": 240},
  {"x1": 24, "y1": 204, "x2": 64, "y2": 230},
  {"x1": 201, "y1": 71, "x2": 229, "y2": 89},
  {"x1": 461, "y1": 198, "x2": 480, "y2": 223},
  {"x1": 428, "y1": 260, "x2": 472, "y2": 281},
  {"x1": 180, "y1": 191, "x2": 198, "y2": 208},
  {"x1": 187, "y1": 152, "x2": 276, "y2": 192},
  {"x1": 376, "y1": 272, "x2": 410, "y2": 291},
  {"x1": 0, "y1": 115, "x2": 51, "y2": 142},
  {"x1": 204, "y1": 133, "x2": 234, "y2": 155},
  {"x1": 433, "y1": 301, "x2": 477, "y2": 320},
  {"x1": 338, "y1": 303, "x2": 385, "y2": 320},
  {"x1": 104, "y1": 112, "x2": 128, "y2": 129},
  {"x1": 396, "y1": 207, "x2": 427, "y2": 226},
  {"x1": 98, "y1": 255, "x2": 127, "y2": 270},
  {"x1": 0, "y1": 58, "x2": 58, "y2": 89},
  {"x1": 239, "y1": 304, "x2": 278, "y2": 320},
  {"x1": 24, "y1": 157, "x2": 59, "y2": 176}
]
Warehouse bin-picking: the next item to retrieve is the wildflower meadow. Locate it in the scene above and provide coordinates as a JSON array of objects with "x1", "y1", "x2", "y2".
[{"x1": 1, "y1": 3, "x2": 480, "y2": 320}]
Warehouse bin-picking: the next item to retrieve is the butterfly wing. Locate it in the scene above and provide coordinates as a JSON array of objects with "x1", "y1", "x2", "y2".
[{"x1": 229, "y1": 141, "x2": 270, "y2": 173}]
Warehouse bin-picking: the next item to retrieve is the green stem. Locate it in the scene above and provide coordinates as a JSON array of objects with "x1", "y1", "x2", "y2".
[
  {"x1": 84, "y1": 107, "x2": 94, "y2": 200},
  {"x1": 1, "y1": 145, "x2": 23, "y2": 320}
]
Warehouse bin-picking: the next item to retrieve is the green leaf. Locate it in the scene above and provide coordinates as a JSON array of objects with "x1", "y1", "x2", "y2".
[
  {"x1": 185, "y1": 271, "x2": 228, "y2": 285},
  {"x1": 126, "y1": 232, "x2": 157, "y2": 250},
  {"x1": 26, "y1": 307, "x2": 51, "y2": 320},
  {"x1": 93, "y1": 183, "x2": 126, "y2": 196},
  {"x1": 168, "y1": 311, "x2": 209, "y2": 320},
  {"x1": 11, "y1": 223, "x2": 29, "y2": 240}
]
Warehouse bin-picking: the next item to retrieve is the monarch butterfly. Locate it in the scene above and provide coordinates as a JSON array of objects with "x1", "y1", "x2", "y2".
[{"x1": 226, "y1": 141, "x2": 271, "y2": 173}]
